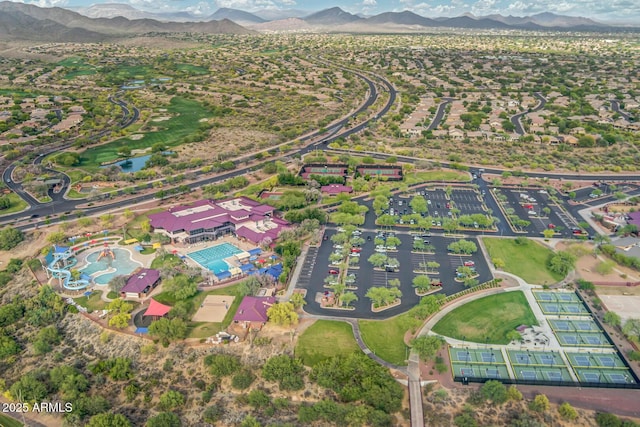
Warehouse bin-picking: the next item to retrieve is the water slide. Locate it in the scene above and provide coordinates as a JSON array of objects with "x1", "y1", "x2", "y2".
[
  {"x1": 47, "y1": 247, "x2": 91, "y2": 291},
  {"x1": 48, "y1": 265, "x2": 90, "y2": 291}
]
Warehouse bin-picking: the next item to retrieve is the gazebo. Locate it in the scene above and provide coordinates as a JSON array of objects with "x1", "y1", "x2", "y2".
[{"x1": 143, "y1": 298, "x2": 171, "y2": 320}]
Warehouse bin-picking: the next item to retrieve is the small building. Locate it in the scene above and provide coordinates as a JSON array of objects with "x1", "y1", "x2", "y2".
[
  {"x1": 232, "y1": 296, "x2": 275, "y2": 330},
  {"x1": 121, "y1": 268, "x2": 161, "y2": 299}
]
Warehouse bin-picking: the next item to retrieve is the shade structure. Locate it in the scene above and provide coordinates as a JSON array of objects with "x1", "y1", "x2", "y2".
[
  {"x1": 143, "y1": 299, "x2": 171, "y2": 317},
  {"x1": 134, "y1": 245, "x2": 144, "y2": 251},
  {"x1": 152, "y1": 242, "x2": 162, "y2": 249}
]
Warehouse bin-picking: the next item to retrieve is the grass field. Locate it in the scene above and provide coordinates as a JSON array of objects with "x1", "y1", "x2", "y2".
[
  {"x1": 359, "y1": 313, "x2": 420, "y2": 366},
  {"x1": 404, "y1": 170, "x2": 470, "y2": 185},
  {"x1": 0, "y1": 414, "x2": 22, "y2": 427},
  {"x1": 0, "y1": 192, "x2": 29, "y2": 215},
  {"x1": 296, "y1": 320, "x2": 360, "y2": 366},
  {"x1": 154, "y1": 282, "x2": 243, "y2": 339},
  {"x1": 73, "y1": 291, "x2": 107, "y2": 313},
  {"x1": 432, "y1": 291, "x2": 538, "y2": 344},
  {"x1": 483, "y1": 237, "x2": 564, "y2": 284},
  {"x1": 78, "y1": 97, "x2": 212, "y2": 168}
]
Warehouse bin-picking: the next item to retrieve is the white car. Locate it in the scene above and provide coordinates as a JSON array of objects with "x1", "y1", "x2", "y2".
[
  {"x1": 375, "y1": 248, "x2": 387, "y2": 253},
  {"x1": 351, "y1": 230, "x2": 362, "y2": 236},
  {"x1": 350, "y1": 252, "x2": 360, "y2": 257}
]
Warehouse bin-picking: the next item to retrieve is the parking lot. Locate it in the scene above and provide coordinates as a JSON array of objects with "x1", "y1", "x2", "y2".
[
  {"x1": 493, "y1": 188, "x2": 580, "y2": 238},
  {"x1": 300, "y1": 228, "x2": 493, "y2": 319}
]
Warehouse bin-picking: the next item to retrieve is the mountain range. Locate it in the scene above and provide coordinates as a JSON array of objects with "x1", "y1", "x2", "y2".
[{"x1": 0, "y1": 1, "x2": 636, "y2": 43}]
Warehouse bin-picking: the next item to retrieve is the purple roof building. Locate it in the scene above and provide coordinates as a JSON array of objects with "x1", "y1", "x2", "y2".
[
  {"x1": 121, "y1": 268, "x2": 161, "y2": 298},
  {"x1": 148, "y1": 197, "x2": 289, "y2": 245},
  {"x1": 233, "y1": 296, "x2": 276, "y2": 326}
]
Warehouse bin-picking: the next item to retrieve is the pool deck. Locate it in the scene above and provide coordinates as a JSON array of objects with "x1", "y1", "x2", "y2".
[{"x1": 165, "y1": 235, "x2": 273, "y2": 276}]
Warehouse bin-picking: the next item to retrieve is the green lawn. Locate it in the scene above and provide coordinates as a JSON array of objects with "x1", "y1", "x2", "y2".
[
  {"x1": 0, "y1": 192, "x2": 29, "y2": 215},
  {"x1": 404, "y1": 170, "x2": 470, "y2": 185},
  {"x1": 0, "y1": 414, "x2": 22, "y2": 427},
  {"x1": 359, "y1": 313, "x2": 421, "y2": 366},
  {"x1": 153, "y1": 283, "x2": 244, "y2": 338},
  {"x1": 483, "y1": 237, "x2": 564, "y2": 284},
  {"x1": 296, "y1": 320, "x2": 360, "y2": 366},
  {"x1": 73, "y1": 291, "x2": 107, "y2": 313},
  {"x1": 77, "y1": 97, "x2": 212, "y2": 168},
  {"x1": 432, "y1": 291, "x2": 538, "y2": 344}
]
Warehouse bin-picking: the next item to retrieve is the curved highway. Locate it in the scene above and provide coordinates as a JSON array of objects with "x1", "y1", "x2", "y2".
[
  {"x1": 0, "y1": 66, "x2": 397, "y2": 230},
  {"x1": 2, "y1": 96, "x2": 139, "y2": 209},
  {"x1": 510, "y1": 92, "x2": 546, "y2": 136}
]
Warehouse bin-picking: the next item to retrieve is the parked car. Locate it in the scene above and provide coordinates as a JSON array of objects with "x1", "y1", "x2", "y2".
[
  {"x1": 334, "y1": 245, "x2": 343, "y2": 249},
  {"x1": 548, "y1": 223, "x2": 556, "y2": 229},
  {"x1": 351, "y1": 247, "x2": 362, "y2": 253},
  {"x1": 463, "y1": 261, "x2": 475, "y2": 267},
  {"x1": 329, "y1": 269, "x2": 339, "y2": 275},
  {"x1": 323, "y1": 235, "x2": 328, "y2": 240}
]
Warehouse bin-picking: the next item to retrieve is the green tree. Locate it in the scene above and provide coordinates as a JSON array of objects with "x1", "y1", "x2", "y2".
[
  {"x1": 481, "y1": 380, "x2": 508, "y2": 404},
  {"x1": 267, "y1": 302, "x2": 298, "y2": 326},
  {"x1": 410, "y1": 335, "x2": 445, "y2": 361},
  {"x1": 410, "y1": 195, "x2": 428, "y2": 214},
  {"x1": 205, "y1": 354, "x2": 240, "y2": 377},
  {"x1": 202, "y1": 405, "x2": 224, "y2": 424},
  {"x1": 232, "y1": 370, "x2": 255, "y2": 390},
  {"x1": 146, "y1": 412, "x2": 181, "y2": 427},
  {"x1": 622, "y1": 319, "x2": 640, "y2": 341},
  {"x1": 543, "y1": 229, "x2": 555, "y2": 239},
  {"x1": 558, "y1": 402, "x2": 578, "y2": 420},
  {"x1": 87, "y1": 413, "x2": 131, "y2": 427},
  {"x1": 368, "y1": 253, "x2": 388, "y2": 268},
  {"x1": 148, "y1": 317, "x2": 188, "y2": 343},
  {"x1": 262, "y1": 355, "x2": 305, "y2": 391},
  {"x1": 547, "y1": 251, "x2": 576, "y2": 276},
  {"x1": 412, "y1": 275, "x2": 433, "y2": 293},
  {"x1": 158, "y1": 390, "x2": 185, "y2": 411},
  {"x1": 247, "y1": 389, "x2": 271, "y2": 408},
  {"x1": 506, "y1": 385, "x2": 522, "y2": 401},
  {"x1": 529, "y1": 394, "x2": 550, "y2": 412},
  {"x1": 603, "y1": 311, "x2": 622, "y2": 328},
  {"x1": 340, "y1": 291, "x2": 358, "y2": 307},
  {"x1": 290, "y1": 293, "x2": 306, "y2": 309}
]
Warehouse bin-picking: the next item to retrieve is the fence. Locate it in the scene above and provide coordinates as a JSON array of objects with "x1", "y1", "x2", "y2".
[
  {"x1": 453, "y1": 376, "x2": 640, "y2": 389},
  {"x1": 441, "y1": 279, "x2": 502, "y2": 305}
]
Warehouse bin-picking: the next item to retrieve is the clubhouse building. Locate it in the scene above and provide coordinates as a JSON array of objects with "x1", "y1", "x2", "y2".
[{"x1": 148, "y1": 197, "x2": 289, "y2": 245}]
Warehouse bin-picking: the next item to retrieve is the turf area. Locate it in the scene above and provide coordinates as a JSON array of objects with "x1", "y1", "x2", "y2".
[
  {"x1": 432, "y1": 291, "x2": 538, "y2": 344},
  {"x1": 0, "y1": 413, "x2": 23, "y2": 427},
  {"x1": 0, "y1": 192, "x2": 29, "y2": 215},
  {"x1": 404, "y1": 170, "x2": 471, "y2": 184},
  {"x1": 296, "y1": 320, "x2": 360, "y2": 366},
  {"x1": 359, "y1": 313, "x2": 419, "y2": 366},
  {"x1": 78, "y1": 97, "x2": 212, "y2": 168},
  {"x1": 483, "y1": 237, "x2": 564, "y2": 284},
  {"x1": 73, "y1": 291, "x2": 107, "y2": 313}
]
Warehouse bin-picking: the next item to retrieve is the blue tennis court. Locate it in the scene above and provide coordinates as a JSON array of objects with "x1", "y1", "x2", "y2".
[
  {"x1": 456, "y1": 350, "x2": 473, "y2": 362},
  {"x1": 481, "y1": 352, "x2": 498, "y2": 363},
  {"x1": 485, "y1": 368, "x2": 501, "y2": 378},
  {"x1": 519, "y1": 369, "x2": 538, "y2": 380},
  {"x1": 515, "y1": 353, "x2": 532, "y2": 364}
]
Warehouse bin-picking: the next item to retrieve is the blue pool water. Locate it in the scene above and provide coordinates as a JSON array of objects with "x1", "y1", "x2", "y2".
[
  {"x1": 80, "y1": 248, "x2": 142, "y2": 285},
  {"x1": 188, "y1": 243, "x2": 243, "y2": 274}
]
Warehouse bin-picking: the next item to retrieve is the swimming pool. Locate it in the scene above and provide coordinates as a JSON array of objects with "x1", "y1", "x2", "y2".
[
  {"x1": 80, "y1": 248, "x2": 142, "y2": 285},
  {"x1": 188, "y1": 243, "x2": 243, "y2": 274}
]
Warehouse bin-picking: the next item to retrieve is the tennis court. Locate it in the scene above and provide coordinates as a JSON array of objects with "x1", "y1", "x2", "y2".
[
  {"x1": 556, "y1": 331, "x2": 611, "y2": 347},
  {"x1": 452, "y1": 363, "x2": 510, "y2": 380},
  {"x1": 538, "y1": 301, "x2": 590, "y2": 315},
  {"x1": 566, "y1": 352, "x2": 627, "y2": 369},
  {"x1": 533, "y1": 291, "x2": 581, "y2": 303},
  {"x1": 450, "y1": 348, "x2": 505, "y2": 364},
  {"x1": 548, "y1": 318, "x2": 600, "y2": 332},
  {"x1": 507, "y1": 350, "x2": 567, "y2": 367},
  {"x1": 575, "y1": 369, "x2": 637, "y2": 384},
  {"x1": 515, "y1": 367, "x2": 573, "y2": 381}
]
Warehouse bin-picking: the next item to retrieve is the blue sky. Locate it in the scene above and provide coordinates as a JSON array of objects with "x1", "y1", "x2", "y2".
[{"x1": 14, "y1": 0, "x2": 640, "y2": 22}]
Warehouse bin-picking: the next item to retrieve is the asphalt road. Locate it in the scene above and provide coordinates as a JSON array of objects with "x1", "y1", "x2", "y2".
[{"x1": 510, "y1": 92, "x2": 546, "y2": 136}]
